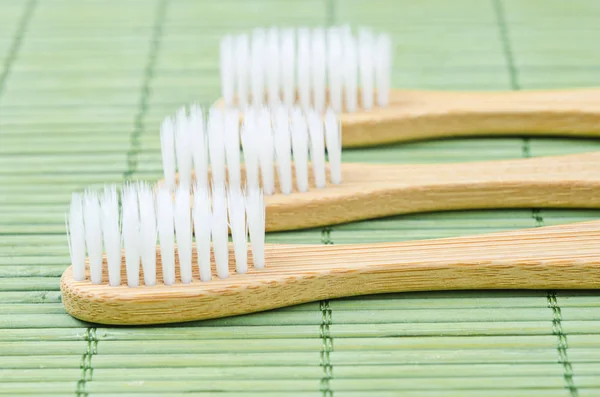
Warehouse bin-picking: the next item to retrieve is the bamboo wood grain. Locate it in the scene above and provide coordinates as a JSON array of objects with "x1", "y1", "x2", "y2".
[
  {"x1": 61, "y1": 220, "x2": 600, "y2": 325},
  {"x1": 175, "y1": 152, "x2": 600, "y2": 232},
  {"x1": 219, "y1": 88, "x2": 600, "y2": 147}
]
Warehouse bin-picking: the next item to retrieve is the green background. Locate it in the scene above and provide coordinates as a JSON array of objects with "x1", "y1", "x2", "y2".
[{"x1": 1, "y1": 0, "x2": 600, "y2": 395}]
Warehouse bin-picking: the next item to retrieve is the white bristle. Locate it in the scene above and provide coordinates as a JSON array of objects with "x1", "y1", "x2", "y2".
[
  {"x1": 160, "y1": 117, "x2": 176, "y2": 191},
  {"x1": 241, "y1": 108, "x2": 260, "y2": 190},
  {"x1": 246, "y1": 188, "x2": 265, "y2": 269},
  {"x1": 358, "y1": 29, "x2": 374, "y2": 109},
  {"x1": 324, "y1": 109, "x2": 342, "y2": 184},
  {"x1": 208, "y1": 108, "x2": 226, "y2": 186},
  {"x1": 189, "y1": 104, "x2": 208, "y2": 190},
  {"x1": 224, "y1": 108, "x2": 241, "y2": 189},
  {"x1": 257, "y1": 107, "x2": 275, "y2": 195},
  {"x1": 121, "y1": 184, "x2": 140, "y2": 287},
  {"x1": 273, "y1": 106, "x2": 293, "y2": 194},
  {"x1": 342, "y1": 27, "x2": 358, "y2": 112},
  {"x1": 307, "y1": 110, "x2": 327, "y2": 189},
  {"x1": 280, "y1": 28, "x2": 296, "y2": 107},
  {"x1": 220, "y1": 35, "x2": 235, "y2": 107},
  {"x1": 375, "y1": 33, "x2": 392, "y2": 107},
  {"x1": 327, "y1": 27, "x2": 343, "y2": 112},
  {"x1": 83, "y1": 190, "x2": 103, "y2": 285},
  {"x1": 211, "y1": 184, "x2": 230, "y2": 279},
  {"x1": 138, "y1": 183, "x2": 157, "y2": 286},
  {"x1": 290, "y1": 107, "x2": 309, "y2": 192},
  {"x1": 266, "y1": 27, "x2": 280, "y2": 107},
  {"x1": 175, "y1": 107, "x2": 192, "y2": 188},
  {"x1": 156, "y1": 185, "x2": 175, "y2": 286},
  {"x1": 100, "y1": 186, "x2": 121, "y2": 286},
  {"x1": 174, "y1": 185, "x2": 192, "y2": 284},
  {"x1": 311, "y1": 28, "x2": 326, "y2": 112},
  {"x1": 250, "y1": 29, "x2": 266, "y2": 106},
  {"x1": 192, "y1": 184, "x2": 212, "y2": 282},
  {"x1": 66, "y1": 193, "x2": 86, "y2": 282},
  {"x1": 69, "y1": 181, "x2": 269, "y2": 287},
  {"x1": 227, "y1": 187, "x2": 248, "y2": 274},
  {"x1": 297, "y1": 28, "x2": 311, "y2": 110},
  {"x1": 222, "y1": 26, "x2": 391, "y2": 110},
  {"x1": 235, "y1": 34, "x2": 250, "y2": 109}
]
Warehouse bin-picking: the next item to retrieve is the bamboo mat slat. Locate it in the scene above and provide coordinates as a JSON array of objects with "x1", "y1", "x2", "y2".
[{"x1": 1, "y1": 0, "x2": 600, "y2": 395}]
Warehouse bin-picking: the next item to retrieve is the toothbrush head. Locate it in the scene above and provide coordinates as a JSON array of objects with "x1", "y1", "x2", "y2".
[
  {"x1": 64, "y1": 182, "x2": 266, "y2": 288},
  {"x1": 219, "y1": 26, "x2": 392, "y2": 112},
  {"x1": 160, "y1": 104, "x2": 343, "y2": 196}
]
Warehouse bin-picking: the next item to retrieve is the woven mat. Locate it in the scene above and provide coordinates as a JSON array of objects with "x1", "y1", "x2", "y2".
[{"x1": 2, "y1": 0, "x2": 600, "y2": 395}]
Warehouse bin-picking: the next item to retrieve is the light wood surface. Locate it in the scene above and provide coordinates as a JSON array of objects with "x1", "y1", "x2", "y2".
[
  {"x1": 342, "y1": 88, "x2": 600, "y2": 147},
  {"x1": 178, "y1": 152, "x2": 600, "y2": 232},
  {"x1": 217, "y1": 88, "x2": 600, "y2": 147},
  {"x1": 61, "y1": 220, "x2": 600, "y2": 325}
]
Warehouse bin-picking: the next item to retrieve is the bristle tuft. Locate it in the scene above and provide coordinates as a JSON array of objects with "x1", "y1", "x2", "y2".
[
  {"x1": 189, "y1": 104, "x2": 208, "y2": 190},
  {"x1": 266, "y1": 27, "x2": 280, "y2": 107},
  {"x1": 193, "y1": 184, "x2": 212, "y2": 282},
  {"x1": 83, "y1": 190, "x2": 103, "y2": 284},
  {"x1": 358, "y1": 28, "x2": 375, "y2": 109},
  {"x1": 235, "y1": 34, "x2": 250, "y2": 109},
  {"x1": 100, "y1": 185, "x2": 121, "y2": 286},
  {"x1": 241, "y1": 108, "x2": 260, "y2": 191},
  {"x1": 250, "y1": 28, "x2": 266, "y2": 106},
  {"x1": 280, "y1": 28, "x2": 296, "y2": 107},
  {"x1": 257, "y1": 107, "x2": 275, "y2": 195},
  {"x1": 375, "y1": 33, "x2": 392, "y2": 107},
  {"x1": 121, "y1": 184, "x2": 141, "y2": 288},
  {"x1": 290, "y1": 107, "x2": 309, "y2": 192},
  {"x1": 228, "y1": 187, "x2": 248, "y2": 274},
  {"x1": 224, "y1": 108, "x2": 241, "y2": 189},
  {"x1": 156, "y1": 184, "x2": 175, "y2": 286},
  {"x1": 297, "y1": 28, "x2": 311, "y2": 110},
  {"x1": 207, "y1": 107, "x2": 226, "y2": 186},
  {"x1": 246, "y1": 188, "x2": 266, "y2": 269},
  {"x1": 138, "y1": 183, "x2": 157, "y2": 286},
  {"x1": 160, "y1": 117, "x2": 176, "y2": 191},
  {"x1": 174, "y1": 185, "x2": 192, "y2": 284},
  {"x1": 311, "y1": 28, "x2": 326, "y2": 112},
  {"x1": 325, "y1": 108, "x2": 342, "y2": 184},
  {"x1": 211, "y1": 183, "x2": 229, "y2": 279},
  {"x1": 67, "y1": 193, "x2": 86, "y2": 281},
  {"x1": 273, "y1": 106, "x2": 293, "y2": 194},
  {"x1": 175, "y1": 107, "x2": 192, "y2": 188},
  {"x1": 307, "y1": 109, "x2": 326, "y2": 189}
]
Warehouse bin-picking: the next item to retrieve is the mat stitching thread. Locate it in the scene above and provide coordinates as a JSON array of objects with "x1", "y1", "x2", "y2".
[
  {"x1": 0, "y1": 0, "x2": 37, "y2": 96},
  {"x1": 76, "y1": 328, "x2": 97, "y2": 397},
  {"x1": 123, "y1": 0, "x2": 169, "y2": 180},
  {"x1": 492, "y1": 0, "x2": 520, "y2": 90},
  {"x1": 321, "y1": 227, "x2": 334, "y2": 245},
  {"x1": 547, "y1": 292, "x2": 579, "y2": 397},
  {"x1": 319, "y1": 227, "x2": 334, "y2": 396},
  {"x1": 320, "y1": 300, "x2": 334, "y2": 397}
]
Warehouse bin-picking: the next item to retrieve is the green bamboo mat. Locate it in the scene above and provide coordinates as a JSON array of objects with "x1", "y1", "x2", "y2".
[{"x1": 1, "y1": 0, "x2": 600, "y2": 395}]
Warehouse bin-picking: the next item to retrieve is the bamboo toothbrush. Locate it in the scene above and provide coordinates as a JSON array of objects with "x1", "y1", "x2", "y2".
[
  {"x1": 61, "y1": 181, "x2": 600, "y2": 325},
  {"x1": 161, "y1": 104, "x2": 600, "y2": 232},
  {"x1": 217, "y1": 26, "x2": 600, "y2": 147}
]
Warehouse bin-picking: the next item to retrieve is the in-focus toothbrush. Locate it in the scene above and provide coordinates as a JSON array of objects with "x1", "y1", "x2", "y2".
[
  {"x1": 218, "y1": 26, "x2": 600, "y2": 148},
  {"x1": 61, "y1": 183, "x2": 600, "y2": 325},
  {"x1": 160, "y1": 104, "x2": 600, "y2": 232}
]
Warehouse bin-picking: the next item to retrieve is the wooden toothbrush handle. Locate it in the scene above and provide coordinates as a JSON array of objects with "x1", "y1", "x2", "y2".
[
  {"x1": 265, "y1": 152, "x2": 600, "y2": 231},
  {"x1": 342, "y1": 88, "x2": 600, "y2": 147},
  {"x1": 61, "y1": 221, "x2": 600, "y2": 325}
]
